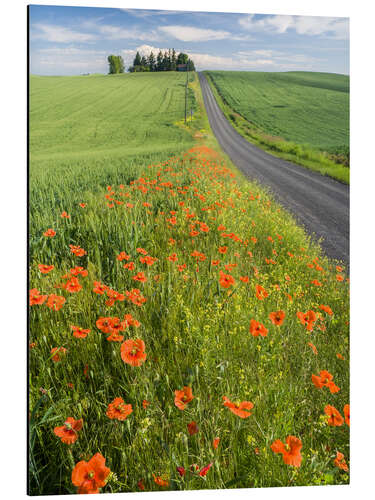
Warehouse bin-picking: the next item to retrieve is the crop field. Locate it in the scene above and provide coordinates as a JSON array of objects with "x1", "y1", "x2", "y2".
[
  {"x1": 205, "y1": 71, "x2": 349, "y2": 181},
  {"x1": 29, "y1": 71, "x2": 349, "y2": 495}
]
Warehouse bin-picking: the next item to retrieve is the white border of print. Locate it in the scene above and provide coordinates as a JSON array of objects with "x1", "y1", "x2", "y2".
[{"x1": 1, "y1": 0, "x2": 373, "y2": 499}]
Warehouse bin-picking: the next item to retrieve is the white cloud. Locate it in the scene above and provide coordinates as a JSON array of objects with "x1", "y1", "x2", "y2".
[
  {"x1": 30, "y1": 46, "x2": 108, "y2": 74},
  {"x1": 32, "y1": 23, "x2": 97, "y2": 43},
  {"x1": 239, "y1": 14, "x2": 349, "y2": 40},
  {"x1": 96, "y1": 24, "x2": 160, "y2": 42},
  {"x1": 158, "y1": 25, "x2": 232, "y2": 42}
]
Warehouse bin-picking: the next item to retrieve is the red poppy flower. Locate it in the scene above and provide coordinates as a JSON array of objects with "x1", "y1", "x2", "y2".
[
  {"x1": 142, "y1": 399, "x2": 150, "y2": 409},
  {"x1": 219, "y1": 270, "x2": 235, "y2": 289},
  {"x1": 271, "y1": 436, "x2": 302, "y2": 467},
  {"x1": 61, "y1": 211, "x2": 70, "y2": 218},
  {"x1": 29, "y1": 288, "x2": 47, "y2": 306},
  {"x1": 70, "y1": 266, "x2": 88, "y2": 277},
  {"x1": 255, "y1": 284, "x2": 268, "y2": 300},
  {"x1": 199, "y1": 463, "x2": 213, "y2": 477},
  {"x1": 136, "y1": 247, "x2": 148, "y2": 255},
  {"x1": 64, "y1": 276, "x2": 82, "y2": 293},
  {"x1": 153, "y1": 475, "x2": 169, "y2": 487},
  {"x1": 174, "y1": 386, "x2": 194, "y2": 410},
  {"x1": 213, "y1": 437, "x2": 220, "y2": 449},
  {"x1": 54, "y1": 417, "x2": 83, "y2": 444},
  {"x1": 132, "y1": 271, "x2": 147, "y2": 283},
  {"x1": 187, "y1": 421, "x2": 199, "y2": 435},
  {"x1": 71, "y1": 453, "x2": 111, "y2": 494},
  {"x1": 176, "y1": 467, "x2": 186, "y2": 477},
  {"x1": 297, "y1": 310, "x2": 317, "y2": 331},
  {"x1": 308, "y1": 342, "x2": 318, "y2": 355},
  {"x1": 126, "y1": 288, "x2": 147, "y2": 306},
  {"x1": 50, "y1": 346, "x2": 67, "y2": 362},
  {"x1": 334, "y1": 451, "x2": 349, "y2": 471},
  {"x1": 43, "y1": 228, "x2": 56, "y2": 237},
  {"x1": 106, "y1": 397, "x2": 133, "y2": 421},
  {"x1": 79, "y1": 203, "x2": 86, "y2": 208},
  {"x1": 137, "y1": 479, "x2": 145, "y2": 490},
  {"x1": 312, "y1": 370, "x2": 340, "y2": 393},
  {"x1": 344, "y1": 404, "x2": 350, "y2": 426},
  {"x1": 269, "y1": 310, "x2": 285, "y2": 326},
  {"x1": 168, "y1": 253, "x2": 178, "y2": 262},
  {"x1": 249, "y1": 319, "x2": 268, "y2": 337},
  {"x1": 140, "y1": 255, "x2": 157, "y2": 266},
  {"x1": 120, "y1": 339, "x2": 147, "y2": 366},
  {"x1": 239, "y1": 276, "x2": 249, "y2": 283},
  {"x1": 71, "y1": 325, "x2": 90, "y2": 339},
  {"x1": 38, "y1": 264, "x2": 54, "y2": 274},
  {"x1": 117, "y1": 251, "x2": 130, "y2": 261},
  {"x1": 319, "y1": 304, "x2": 333, "y2": 316},
  {"x1": 324, "y1": 405, "x2": 344, "y2": 426},
  {"x1": 223, "y1": 396, "x2": 253, "y2": 418},
  {"x1": 46, "y1": 294, "x2": 66, "y2": 311}
]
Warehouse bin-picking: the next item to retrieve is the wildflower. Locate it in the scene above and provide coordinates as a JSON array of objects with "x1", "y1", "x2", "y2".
[
  {"x1": 211, "y1": 260, "x2": 220, "y2": 266},
  {"x1": 93, "y1": 281, "x2": 108, "y2": 295},
  {"x1": 70, "y1": 266, "x2": 88, "y2": 277},
  {"x1": 297, "y1": 310, "x2": 316, "y2": 331},
  {"x1": 46, "y1": 294, "x2": 66, "y2": 311},
  {"x1": 153, "y1": 475, "x2": 169, "y2": 487},
  {"x1": 43, "y1": 228, "x2": 56, "y2": 237},
  {"x1": 187, "y1": 421, "x2": 199, "y2": 435},
  {"x1": 177, "y1": 264, "x2": 187, "y2": 272},
  {"x1": 29, "y1": 288, "x2": 47, "y2": 306},
  {"x1": 308, "y1": 342, "x2": 318, "y2": 355},
  {"x1": 311, "y1": 280, "x2": 322, "y2": 287},
  {"x1": 218, "y1": 246, "x2": 228, "y2": 254},
  {"x1": 64, "y1": 276, "x2": 82, "y2": 293},
  {"x1": 176, "y1": 467, "x2": 186, "y2": 477},
  {"x1": 136, "y1": 247, "x2": 148, "y2": 255},
  {"x1": 71, "y1": 325, "x2": 90, "y2": 339},
  {"x1": 38, "y1": 264, "x2": 54, "y2": 274},
  {"x1": 249, "y1": 319, "x2": 268, "y2": 337},
  {"x1": 137, "y1": 479, "x2": 145, "y2": 490},
  {"x1": 336, "y1": 275, "x2": 344, "y2": 282},
  {"x1": 54, "y1": 417, "x2": 83, "y2": 444},
  {"x1": 132, "y1": 271, "x2": 147, "y2": 283},
  {"x1": 312, "y1": 370, "x2": 340, "y2": 393},
  {"x1": 126, "y1": 288, "x2": 147, "y2": 306},
  {"x1": 324, "y1": 405, "x2": 344, "y2": 426},
  {"x1": 319, "y1": 304, "x2": 333, "y2": 315},
  {"x1": 223, "y1": 396, "x2": 253, "y2": 418},
  {"x1": 69, "y1": 244, "x2": 87, "y2": 257},
  {"x1": 213, "y1": 437, "x2": 220, "y2": 449},
  {"x1": 344, "y1": 404, "x2": 350, "y2": 426},
  {"x1": 71, "y1": 453, "x2": 111, "y2": 494},
  {"x1": 61, "y1": 211, "x2": 70, "y2": 218},
  {"x1": 106, "y1": 397, "x2": 133, "y2": 421},
  {"x1": 168, "y1": 253, "x2": 178, "y2": 262},
  {"x1": 140, "y1": 255, "x2": 157, "y2": 266},
  {"x1": 117, "y1": 251, "x2": 130, "y2": 261},
  {"x1": 199, "y1": 463, "x2": 213, "y2": 477},
  {"x1": 142, "y1": 400, "x2": 150, "y2": 409},
  {"x1": 174, "y1": 386, "x2": 194, "y2": 410},
  {"x1": 334, "y1": 451, "x2": 349, "y2": 472},
  {"x1": 336, "y1": 353, "x2": 345, "y2": 360},
  {"x1": 219, "y1": 270, "x2": 235, "y2": 289},
  {"x1": 79, "y1": 203, "x2": 86, "y2": 208},
  {"x1": 269, "y1": 310, "x2": 285, "y2": 326},
  {"x1": 271, "y1": 436, "x2": 302, "y2": 467},
  {"x1": 29, "y1": 342, "x2": 36, "y2": 349},
  {"x1": 50, "y1": 346, "x2": 67, "y2": 362},
  {"x1": 255, "y1": 284, "x2": 268, "y2": 300},
  {"x1": 120, "y1": 339, "x2": 147, "y2": 367}
]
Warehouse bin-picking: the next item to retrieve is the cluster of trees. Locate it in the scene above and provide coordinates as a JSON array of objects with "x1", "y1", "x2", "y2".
[
  {"x1": 107, "y1": 55, "x2": 125, "y2": 74},
  {"x1": 128, "y1": 49, "x2": 195, "y2": 73}
]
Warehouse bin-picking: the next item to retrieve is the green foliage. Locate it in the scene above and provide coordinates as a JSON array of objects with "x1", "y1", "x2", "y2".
[{"x1": 108, "y1": 55, "x2": 125, "y2": 74}]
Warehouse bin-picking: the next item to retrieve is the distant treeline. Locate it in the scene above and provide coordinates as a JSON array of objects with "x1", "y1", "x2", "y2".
[{"x1": 128, "y1": 49, "x2": 195, "y2": 73}]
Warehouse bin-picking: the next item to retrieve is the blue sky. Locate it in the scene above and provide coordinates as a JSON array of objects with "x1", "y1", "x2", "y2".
[{"x1": 29, "y1": 5, "x2": 349, "y2": 75}]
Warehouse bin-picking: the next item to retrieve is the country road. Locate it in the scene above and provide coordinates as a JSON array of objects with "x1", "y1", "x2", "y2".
[{"x1": 198, "y1": 72, "x2": 350, "y2": 265}]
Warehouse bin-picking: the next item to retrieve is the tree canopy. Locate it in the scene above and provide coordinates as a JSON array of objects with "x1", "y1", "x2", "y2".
[
  {"x1": 107, "y1": 55, "x2": 125, "y2": 74},
  {"x1": 127, "y1": 49, "x2": 195, "y2": 73}
]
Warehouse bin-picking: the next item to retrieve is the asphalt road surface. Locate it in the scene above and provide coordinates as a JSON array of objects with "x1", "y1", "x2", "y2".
[{"x1": 198, "y1": 72, "x2": 349, "y2": 265}]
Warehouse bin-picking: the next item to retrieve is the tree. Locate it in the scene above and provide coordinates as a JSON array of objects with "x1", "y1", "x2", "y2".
[
  {"x1": 148, "y1": 51, "x2": 156, "y2": 72},
  {"x1": 171, "y1": 48, "x2": 177, "y2": 71},
  {"x1": 108, "y1": 55, "x2": 125, "y2": 74},
  {"x1": 177, "y1": 52, "x2": 189, "y2": 66},
  {"x1": 187, "y1": 58, "x2": 195, "y2": 71},
  {"x1": 133, "y1": 51, "x2": 142, "y2": 67},
  {"x1": 156, "y1": 50, "x2": 163, "y2": 71},
  {"x1": 163, "y1": 51, "x2": 170, "y2": 71}
]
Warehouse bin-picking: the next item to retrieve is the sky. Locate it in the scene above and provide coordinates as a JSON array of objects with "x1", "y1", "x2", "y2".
[{"x1": 29, "y1": 5, "x2": 349, "y2": 76}]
